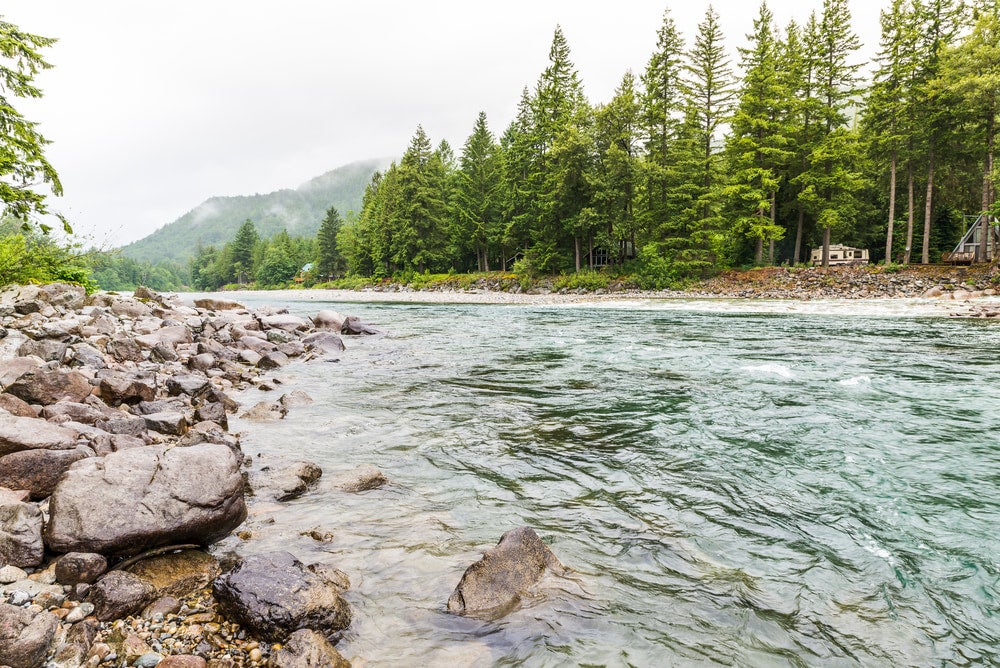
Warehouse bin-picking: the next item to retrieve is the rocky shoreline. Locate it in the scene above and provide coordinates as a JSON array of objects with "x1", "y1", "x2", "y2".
[{"x1": 0, "y1": 283, "x2": 566, "y2": 668}]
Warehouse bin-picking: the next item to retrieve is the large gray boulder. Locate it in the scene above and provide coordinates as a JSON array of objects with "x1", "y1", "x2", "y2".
[
  {"x1": 0, "y1": 412, "x2": 80, "y2": 457},
  {"x1": 0, "y1": 500, "x2": 44, "y2": 568},
  {"x1": 0, "y1": 447, "x2": 90, "y2": 499},
  {"x1": 44, "y1": 443, "x2": 246, "y2": 557},
  {"x1": 212, "y1": 551, "x2": 350, "y2": 643},
  {"x1": 0, "y1": 602, "x2": 59, "y2": 668},
  {"x1": 447, "y1": 526, "x2": 564, "y2": 618},
  {"x1": 135, "y1": 325, "x2": 193, "y2": 350},
  {"x1": 311, "y1": 310, "x2": 347, "y2": 331},
  {"x1": 302, "y1": 331, "x2": 346, "y2": 354}
]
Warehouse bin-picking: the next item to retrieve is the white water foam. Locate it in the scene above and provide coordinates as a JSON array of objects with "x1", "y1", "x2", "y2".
[
  {"x1": 839, "y1": 375, "x2": 872, "y2": 386},
  {"x1": 741, "y1": 363, "x2": 794, "y2": 379}
]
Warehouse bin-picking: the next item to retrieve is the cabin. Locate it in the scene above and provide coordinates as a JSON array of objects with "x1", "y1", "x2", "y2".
[
  {"x1": 943, "y1": 213, "x2": 998, "y2": 263},
  {"x1": 810, "y1": 245, "x2": 869, "y2": 266}
]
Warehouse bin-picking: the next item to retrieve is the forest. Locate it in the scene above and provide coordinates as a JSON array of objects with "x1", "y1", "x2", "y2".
[{"x1": 7, "y1": 0, "x2": 995, "y2": 292}]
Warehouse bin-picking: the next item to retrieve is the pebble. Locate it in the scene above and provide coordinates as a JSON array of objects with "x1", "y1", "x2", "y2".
[
  {"x1": 65, "y1": 601, "x2": 95, "y2": 623},
  {"x1": 136, "y1": 652, "x2": 165, "y2": 667},
  {"x1": 8, "y1": 590, "x2": 31, "y2": 606},
  {"x1": 0, "y1": 565, "x2": 27, "y2": 583}
]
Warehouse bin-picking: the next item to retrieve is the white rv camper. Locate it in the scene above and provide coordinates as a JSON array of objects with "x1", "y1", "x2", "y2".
[{"x1": 810, "y1": 245, "x2": 869, "y2": 266}]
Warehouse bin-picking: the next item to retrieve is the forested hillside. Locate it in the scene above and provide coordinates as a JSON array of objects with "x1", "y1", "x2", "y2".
[
  {"x1": 337, "y1": 0, "x2": 996, "y2": 286},
  {"x1": 119, "y1": 158, "x2": 389, "y2": 264}
]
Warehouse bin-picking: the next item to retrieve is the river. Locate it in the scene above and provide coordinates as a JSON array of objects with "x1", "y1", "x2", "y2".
[{"x1": 209, "y1": 295, "x2": 1000, "y2": 667}]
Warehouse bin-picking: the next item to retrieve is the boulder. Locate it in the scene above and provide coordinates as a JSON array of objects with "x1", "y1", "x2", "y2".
[
  {"x1": 259, "y1": 314, "x2": 309, "y2": 332},
  {"x1": 212, "y1": 551, "x2": 350, "y2": 643},
  {"x1": 0, "y1": 602, "x2": 59, "y2": 668},
  {"x1": 149, "y1": 342, "x2": 179, "y2": 363},
  {"x1": 193, "y1": 298, "x2": 244, "y2": 311},
  {"x1": 106, "y1": 337, "x2": 145, "y2": 363},
  {"x1": 188, "y1": 353, "x2": 216, "y2": 372},
  {"x1": 55, "y1": 552, "x2": 109, "y2": 585},
  {"x1": 165, "y1": 373, "x2": 211, "y2": 397},
  {"x1": 142, "y1": 411, "x2": 189, "y2": 436},
  {"x1": 302, "y1": 331, "x2": 346, "y2": 354},
  {"x1": 97, "y1": 370, "x2": 157, "y2": 406},
  {"x1": 253, "y1": 461, "x2": 322, "y2": 501},
  {"x1": 0, "y1": 447, "x2": 90, "y2": 499},
  {"x1": 266, "y1": 329, "x2": 295, "y2": 344},
  {"x1": 241, "y1": 401, "x2": 287, "y2": 421},
  {"x1": 0, "y1": 356, "x2": 44, "y2": 390},
  {"x1": 0, "y1": 413, "x2": 80, "y2": 457},
  {"x1": 269, "y1": 629, "x2": 351, "y2": 668},
  {"x1": 50, "y1": 617, "x2": 99, "y2": 667},
  {"x1": 341, "y1": 316, "x2": 380, "y2": 336},
  {"x1": 67, "y1": 342, "x2": 108, "y2": 369},
  {"x1": 37, "y1": 282, "x2": 87, "y2": 310},
  {"x1": 95, "y1": 416, "x2": 148, "y2": 438},
  {"x1": 257, "y1": 351, "x2": 290, "y2": 369},
  {"x1": 5, "y1": 368, "x2": 93, "y2": 405},
  {"x1": 446, "y1": 526, "x2": 564, "y2": 618},
  {"x1": 311, "y1": 310, "x2": 347, "y2": 331},
  {"x1": 0, "y1": 393, "x2": 38, "y2": 417},
  {"x1": 16, "y1": 338, "x2": 68, "y2": 363},
  {"x1": 0, "y1": 500, "x2": 44, "y2": 568},
  {"x1": 125, "y1": 549, "x2": 221, "y2": 598},
  {"x1": 44, "y1": 443, "x2": 247, "y2": 557},
  {"x1": 87, "y1": 570, "x2": 157, "y2": 621},
  {"x1": 135, "y1": 326, "x2": 193, "y2": 350},
  {"x1": 41, "y1": 401, "x2": 108, "y2": 425},
  {"x1": 336, "y1": 465, "x2": 388, "y2": 493},
  {"x1": 278, "y1": 390, "x2": 314, "y2": 409},
  {"x1": 193, "y1": 401, "x2": 228, "y2": 429}
]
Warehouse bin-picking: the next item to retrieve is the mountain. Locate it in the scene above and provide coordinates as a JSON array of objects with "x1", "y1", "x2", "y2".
[{"x1": 119, "y1": 158, "x2": 392, "y2": 264}]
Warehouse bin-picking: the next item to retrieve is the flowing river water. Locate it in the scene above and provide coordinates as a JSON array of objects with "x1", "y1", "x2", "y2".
[{"x1": 209, "y1": 295, "x2": 999, "y2": 667}]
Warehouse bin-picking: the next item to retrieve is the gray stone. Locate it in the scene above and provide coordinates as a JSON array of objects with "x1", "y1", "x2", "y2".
[
  {"x1": 259, "y1": 314, "x2": 309, "y2": 332},
  {"x1": 0, "y1": 447, "x2": 90, "y2": 500},
  {"x1": 336, "y1": 465, "x2": 389, "y2": 493},
  {"x1": 16, "y1": 338, "x2": 68, "y2": 363},
  {"x1": 278, "y1": 390, "x2": 314, "y2": 409},
  {"x1": 188, "y1": 353, "x2": 216, "y2": 372},
  {"x1": 135, "y1": 325, "x2": 192, "y2": 350},
  {"x1": 0, "y1": 356, "x2": 45, "y2": 391},
  {"x1": 257, "y1": 351, "x2": 289, "y2": 369},
  {"x1": 165, "y1": 374, "x2": 210, "y2": 397},
  {"x1": 240, "y1": 401, "x2": 286, "y2": 421},
  {"x1": 55, "y1": 552, "x2": 108, "y2": 586},
  {"x1": 97, "y1": 370, "x2": 157, "y2": 406},
  {"x1": 106, "y1": 337, "x2": 145, "y2": 363},
  {"x1": 0, "y1": 565, "x2": 27, "y2": 584},
  {"x1": 51, "y1": 616, "x2": 98, "y2": 666},
  {"x1": 278, "y1": 341, "x2": 306, "y2": 358},
  {"x1": 0, "y1": 602, "x2": 59, "y2": 668},
  {"x1": 149, "y1": 342, "x2": 179, "y2": 363},
  {"x1": 45, "y1": 443, "x2": 246, "y2": 557},
  {"x1": 311, "y1": 310, "x2": 347, "y2": 331},
  {"x1": 212, "y1": 551, "x2": 350, "y2": 643},
  {"x1": 265, "y1": 329, "x2": 295, "y2": 344},
  {"x1": 5, "y1": 368, "x2": 93, "y2": 405},
  {"x1": 193, "y1": 402, "x2": 227, "y2": 430},
  {"x1": 341, "y1": 316, "x2": 380, "y2": 336},
  {"x1": 269, "y1": 629, "x2": 351, "y2": 668},
  {"x1": 94, "y1": 416, "x2": 148, "y2": 438},
  {"x1": 0, "y1": 412, "x2": 80, "y2": 457},
  {"x1": 302, "y1": 331, "x2": 345, "y2": 354},
  {"x1": 142, "y1": 411, "x2": 188, "y2": 436},
  {"x1": 63, "y1": 601, "x2": 95, "y2": 623},
  {"x1": 253, "y1": 461, "x2": 322, "y2": 502},
  {"x1": 67, "y1": 342, "x2": 107, "y2": 369},
  {"x1": 136, "y1": 652, "x2": 164, "y2": 668},
  {"x1": 447, "y1": 526, "x2": 564, "y2": 618},
  {"x1": 86, "y1": 571, "x2": 157, "y2": 621},
  {"x1": 0, "y1": 501, "x2": 44, "y2": 568},
  {"x1": 40, "y1": 401, "x2": 107, "y2": 425},
  {"x1": 237, "y1": 349, "x2": 262, "y2": 366}
]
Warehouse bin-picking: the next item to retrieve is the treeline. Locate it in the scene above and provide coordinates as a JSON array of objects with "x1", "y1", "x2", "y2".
[
  {"x1": 336, "y1": 0, "x2": 997, "y2": 284},
  {"x1": 188, "y1": 210, "x2": 343, "y2": 290}
]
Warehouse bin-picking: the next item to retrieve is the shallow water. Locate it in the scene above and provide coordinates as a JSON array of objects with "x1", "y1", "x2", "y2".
[{"x1": 215, "y1": 296, "x2": 1000, "y2": 667}]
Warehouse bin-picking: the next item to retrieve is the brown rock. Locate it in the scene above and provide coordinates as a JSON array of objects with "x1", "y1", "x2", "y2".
[
  {"x1": 55, "y1": 552, "x2": 109, "y2": 585},
  {"x1": 194, "y1": 298, "x2": 245, "y2": 311},
  {"x1": 0, "y1": 500, "x2": 44, "y2": 568},
  {"x1": 269, "y1": 629, "x2": 351, "y2": 668},
  {"x1": 0, "y1": 412, "x2": 80, "y2": 457},
  {"x1": 125, "y1": 549, "x2": 221, "y2": 598},
  {"x1": 159, "y1": 656, "x2": 208, "y2": 668},
  {"x1": 0, "y1": 447, "x2": 89, "y2": 499},
  {"x1": 97, "y1": 370, "x2": 157, "y2": 406},
  {"x1": 86, "y1": 571, "x2": 157, "y2": 621},
  {"x1": 0, "y1": 602, "x2": 59, "y2": 668},
  {"x1": 0, "y1": 393, "x2": 37, "y2": 417},
  {"x1": 5, "y1": 368, "x2": 93, "y2": 405},
  {"x1": 336, "y1": 465, "x2": 388, "y2": 493}
]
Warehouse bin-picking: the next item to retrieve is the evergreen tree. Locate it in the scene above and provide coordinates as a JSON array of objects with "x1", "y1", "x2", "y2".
[
  {"x1": 392, "y1": 126, "x2": 448, "y2": 272},
  {"x1": 725, "y1": 2, "x2": 794, "y2": 264},
  {"x1": 456, "y1": 112, "x2": 501, "y2": 271},
  {"x1": 230, "y1": 219, "x2": 259, "y2": 284},
  {"x1": 0, "y1": 18, "x2": 67, "y2": 233},
  {"x1": 315, "y1": 206, "x2": 344, "y2": 280},
  {"x1": 498, "y1": 89, "x2": 537, "y2": 267}
]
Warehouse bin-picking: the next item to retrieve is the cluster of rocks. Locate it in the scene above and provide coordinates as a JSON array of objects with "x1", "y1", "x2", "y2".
[
  {"x1": 0, "y1": 283, "x2": 385, "y2": 667},
  {"x1": 686, "y1": 265, "x2": 1000, "y2": 300}
]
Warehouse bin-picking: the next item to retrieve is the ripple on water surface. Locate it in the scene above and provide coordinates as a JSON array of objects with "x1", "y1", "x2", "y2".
[{"x1": 220, "y1": 297, "x2": 1000, "y2": 666}]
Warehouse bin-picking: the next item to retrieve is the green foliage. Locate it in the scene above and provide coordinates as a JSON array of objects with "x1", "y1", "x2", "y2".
[
  {"x1": 552, "y1": 270, "x2": 611, "y2": 291},
  {"x1": 0, "y1": 223, "x2": 96, "y2": 292}
]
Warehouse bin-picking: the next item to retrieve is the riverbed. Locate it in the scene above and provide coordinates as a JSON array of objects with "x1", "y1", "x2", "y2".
[{"x1": 198, "y1": 293, "x2": 1000, "y2": 666}]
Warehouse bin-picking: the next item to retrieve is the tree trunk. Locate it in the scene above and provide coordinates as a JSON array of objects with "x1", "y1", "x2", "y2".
[
  {"x1": 588, "y1": 236, "x2": 594, "y2": 270},
  {"x1": 885, "y1": 151, "x2": 897, "y2": 265},
  {"x1": 981, "y1": 105, "x2": 995, "y2": 262},
  {"x1": 822, "y1": 226, "x2": 830, "y2": 268},
  {"x1": 769, "y1": 192, "x2": 777, "y2": 265},
  {"x1": 794, "y1": 210, "x2": 804, "y2": 265},
  {"x1": 904, "y1": 160, "x2": 914, "y2": 265},
  {"x1": 574, "y1": 237, "x2": 580, "y2": 273},
  {"x1": 922, "y1": 147, "x2": 934, "y2": 265},
  {"x1": 754, "y1": 236, "x2": 763, "y2": 264}
]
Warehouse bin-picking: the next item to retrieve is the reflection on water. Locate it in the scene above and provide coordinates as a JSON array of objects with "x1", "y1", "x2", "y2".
[{"x1": 215, "y1": 297, "x2": 1000, "y2": 666}]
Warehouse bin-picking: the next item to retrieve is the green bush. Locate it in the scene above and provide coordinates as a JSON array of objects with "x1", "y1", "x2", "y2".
[{"x1": 0, "y1": 228, "x2": 99, "y2": 293}]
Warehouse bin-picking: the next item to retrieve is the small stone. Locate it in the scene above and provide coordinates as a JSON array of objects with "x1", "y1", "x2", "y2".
[
  {"x1": 64, "y1": 601, "x2": 95, "y2": 623},
  {"x1": 136, "y1": 651, "x2": 165, "y2": 667},
  {"x1": 56, "y1": 552, "x2": 109, "y2": 586},
  {"x1": 8, "y1": 589, "x2": 31, "y2": 606},
  {"x1": 0, "y1": 564, "x2": 27, "y2": 584}
]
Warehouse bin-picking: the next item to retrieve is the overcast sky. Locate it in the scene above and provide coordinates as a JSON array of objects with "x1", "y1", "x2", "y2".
[{"x1": 4, "y1": 1, "x2": 884, "y2": 248}]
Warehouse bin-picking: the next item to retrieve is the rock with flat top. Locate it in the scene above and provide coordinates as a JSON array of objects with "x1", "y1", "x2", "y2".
[
  {"x1": 44, "y1": 443, "x2": 246, "y2": 557},
  {"x1": 87, "y1": 570, "x2": 157, "y2": 621},
  {"x1": 0, "y1": 447, "x2": 90, "y2": 499},
  {"x1": 447, "y1": 526, "x2": 564, "y2": 618},
  {"x1": 126, "y1": 549, "x2": 221, "y2": 598},
  {"x1": 0, "y1": 412, "x2": 80, "y2": 457},
  {"x1": 194, "y1": 298, "x2": 244, "y2": 311},
  {"x1": 5, "y1": 368, "x2": 93, "y2": 405}
]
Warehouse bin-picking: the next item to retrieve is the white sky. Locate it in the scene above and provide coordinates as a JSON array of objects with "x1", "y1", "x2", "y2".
[{"x1": 3, "y1": 1, "x2": 884, "y2": 248}]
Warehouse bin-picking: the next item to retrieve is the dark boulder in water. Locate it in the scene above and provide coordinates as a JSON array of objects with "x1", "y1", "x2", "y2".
[
  {"x1": 447, "y1": 526, "x2": 564, "y2": 618},
  {"x1": 341, "y1": 316, "x2": 380, "y2": 336}
]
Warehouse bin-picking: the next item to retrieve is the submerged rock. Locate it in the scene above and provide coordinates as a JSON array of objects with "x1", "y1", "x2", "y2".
[
  {"x1": 44, "y1": 443, "x2": 246, "y2": 557},
  {"x1": 447, "y1": 526, "x2": 564, "y2": 618},
  {"x1": 126, "y1": 548, "x2": 221, "y2": 599},
  {"x1": 212, "y1": 551, "x2": 350, "y2": 643},
  {"x1": 335, "y1": 465, "x2": 389, "y2": 493}
]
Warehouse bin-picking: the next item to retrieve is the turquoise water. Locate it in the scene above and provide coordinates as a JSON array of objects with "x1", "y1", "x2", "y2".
[{"x1": 223, "y1": 298, "x2": 1000, "y2": 666}]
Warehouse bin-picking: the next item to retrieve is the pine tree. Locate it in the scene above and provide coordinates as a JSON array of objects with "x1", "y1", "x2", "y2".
[
  {"x1": 456, "y1": 112, "x2": 501, "y2": 271},
  {"x1": 498, "y1": 89, "x2": 536, "y2": 268},
  {"x1": 392, "y1": 126, "x2": 448, "y2": 272},
  {"x1": 725, "y1": 2, "x2": 794, "y2": 264},
  {"x1": 230, "y1": 219, "x2": 259, "y2": 284},
  {"x1": 315, "y1": 206, "x2": 344, "y2": 280}
]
